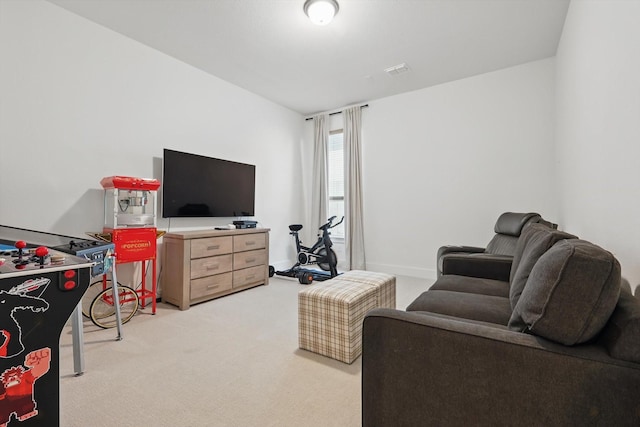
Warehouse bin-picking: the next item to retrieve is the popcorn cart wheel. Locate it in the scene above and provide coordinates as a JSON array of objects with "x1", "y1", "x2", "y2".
[
  {"x1": 89, "y1": 284, "x2": 139, "y2": 329},
  {"x1": 81, "y1": 276, "x2": 137, "y2": 318}
]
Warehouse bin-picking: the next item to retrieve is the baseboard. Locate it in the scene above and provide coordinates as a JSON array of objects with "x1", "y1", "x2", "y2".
[{"x1": 365, "y1": 262, "x2": 436, "y2": 280}]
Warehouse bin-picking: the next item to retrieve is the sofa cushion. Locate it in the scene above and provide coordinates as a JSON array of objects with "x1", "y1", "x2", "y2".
[
  {"x1": 509, "y1": 223, "x2": 576, "y2": 309},
  {"x1": 508, "y1": 239, "x2": 621, "y2": 345},
  {"x1": 407, "y1": 290, "x2": 512, "y2": 325},
  {"x1": 598, "y1": 287, "x2": 640, "y2": 363},
  {"x1": 484, "y1": 212, "x2": 541, "y2": 256},
  {"x1": 484, "y1": 234, "x2": 518, "y2": 257},
  {"x1": 430, "y1": 275, "x2": 510, "y2": 298}
]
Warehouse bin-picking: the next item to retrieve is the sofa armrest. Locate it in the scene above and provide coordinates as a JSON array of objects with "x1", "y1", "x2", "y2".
[
  {"x1": 437, "y1": 245, "x2": 485, "y2": 258},
  {"x1": 440, "y1": 253, "x2": 512, "y2": 281},
  {"x1": 362, "y1": 309, "x2": 640, "y2": 427}
]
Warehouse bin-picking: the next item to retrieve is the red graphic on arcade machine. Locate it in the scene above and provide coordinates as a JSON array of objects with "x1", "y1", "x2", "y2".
[
  {"x1": 0, "y1": 279, "x2": 50, "y2": 359},
  {"x1": 0, "y1": 348, "x2": 51, "y2": 426}
]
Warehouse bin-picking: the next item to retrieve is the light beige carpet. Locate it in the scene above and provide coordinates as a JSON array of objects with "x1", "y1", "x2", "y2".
[{"x1": 59, "y1": 275, "x2": 428, "y2": 427}]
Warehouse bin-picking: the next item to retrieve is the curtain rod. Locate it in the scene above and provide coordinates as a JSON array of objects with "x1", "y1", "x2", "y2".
[{"x1": 304, "y1": 104, "x2": 369, "y2": 121}]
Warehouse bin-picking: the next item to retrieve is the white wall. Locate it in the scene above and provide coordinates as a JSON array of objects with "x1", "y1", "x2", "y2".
[
  {"x1": 302, "y1": 59, "x2": 558, "y2": 279},
  {"x1": 0, "y1": 1, "x2": 304, "y2": 275},
  {"x1": 555, "y1": 0, "x2": 640, "y2": 290},
  {"x1": 361, "y1": 59, "x2": 558, "y2": 278}
]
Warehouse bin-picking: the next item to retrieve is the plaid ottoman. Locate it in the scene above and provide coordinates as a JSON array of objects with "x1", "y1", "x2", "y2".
[
  {"x1": 298, "y1": 279, "x2": 378, "y2": 364},
  {"x1": 338, "y1": 270, "x2": 396, "y2": 309}
]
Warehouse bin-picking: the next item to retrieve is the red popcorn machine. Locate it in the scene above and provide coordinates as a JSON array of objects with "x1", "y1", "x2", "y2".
[{"x1": 99, "y1": 176, "x2": 162, "y2": 315}]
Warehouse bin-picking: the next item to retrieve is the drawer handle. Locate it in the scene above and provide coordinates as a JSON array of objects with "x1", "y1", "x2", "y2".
[
  {"x1": 245, "y1": 241, "x2": 256, "y2": 246},
  {"x1": 245, "y1": 258, "x2": 256, "y2": 264},
  {"x1": 206, "y1": 265, "x2": 220, "y2": 271},
  {"x1": 207, "y1": 284, "x2": 220, "y2": 290},
  {"x1": 246, "y1": 274, "x2": 255, "y2": 280},
  {"x1": 207, "y1": 245, "x2": 220, "y2": 250}
]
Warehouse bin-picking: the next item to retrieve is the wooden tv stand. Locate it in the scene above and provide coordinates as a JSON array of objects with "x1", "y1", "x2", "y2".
[{"x1": 161, "y1": 228, "x2": 270, "y2": 310}]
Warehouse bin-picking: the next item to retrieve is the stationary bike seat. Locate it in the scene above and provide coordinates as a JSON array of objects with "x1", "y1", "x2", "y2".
[{"x1": 289, "y1": 224, "x2": 303, "y2": 232}]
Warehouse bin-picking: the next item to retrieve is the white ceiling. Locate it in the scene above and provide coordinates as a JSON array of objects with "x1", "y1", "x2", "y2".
[{"x1": 47, "y1": 0, "x2": 570, "y2": 116}]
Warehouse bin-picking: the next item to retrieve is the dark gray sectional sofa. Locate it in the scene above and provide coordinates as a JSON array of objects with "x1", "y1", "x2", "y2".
[{"x1": 362, "y1": 223, "x2": 640, "y2": 426}]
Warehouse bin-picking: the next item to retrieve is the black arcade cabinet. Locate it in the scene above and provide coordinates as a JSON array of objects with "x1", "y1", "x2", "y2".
[{"x1": 0, "y1": 227, "x2": 96, "y2": 427}]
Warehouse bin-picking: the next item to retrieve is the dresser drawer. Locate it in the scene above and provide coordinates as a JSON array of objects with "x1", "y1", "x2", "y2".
[
  {"x1": 191, "y1": 272, "x2": 233, "y2": 300},
  {"x1": 233, "y1": 265, "x2": 265, "y2": 288},
  {"x1": 191, "y1": 236, "x2": 233, "y2": 259},
  {"x1": 234, "y1": 233, "x2": 266, "y2": 252},
  {"x1": 233, "y1": 249, "x2": 267, "y2": 270},
  {"x1": 191, "y1": 254, "x2": 233, "y2": 279}
]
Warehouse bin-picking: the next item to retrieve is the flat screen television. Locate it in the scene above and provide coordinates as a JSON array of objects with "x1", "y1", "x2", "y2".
[{"x1": 162, "y1": 149, "x2": 255, "y2": 218}]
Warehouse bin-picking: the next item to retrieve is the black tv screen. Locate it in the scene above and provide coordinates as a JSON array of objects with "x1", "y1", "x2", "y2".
[{"x1": 162, "y1": 149, "x2": 255, "y2": 218}]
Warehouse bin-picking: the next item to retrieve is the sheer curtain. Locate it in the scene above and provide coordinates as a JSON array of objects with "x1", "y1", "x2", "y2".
[
  {"x1": 343, "y1": 107, "x2": 366, "y2": 270},
  {"x1": 311, "y1": 114, "x2": 329, "y2": 233}
]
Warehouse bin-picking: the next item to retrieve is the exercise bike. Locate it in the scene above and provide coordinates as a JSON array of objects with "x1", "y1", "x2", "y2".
[{"x1": 274, "y1": 216, "x2": 343, "y2": 284}]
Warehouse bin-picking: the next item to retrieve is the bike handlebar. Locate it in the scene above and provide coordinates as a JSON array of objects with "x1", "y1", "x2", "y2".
[{"x1": 319, "y1": 216, "x2": 344, "y2": 231}]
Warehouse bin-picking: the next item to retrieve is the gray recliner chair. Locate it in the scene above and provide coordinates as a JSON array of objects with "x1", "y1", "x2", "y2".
[{"x1": 437, "y1": 212, "x2": 555, "y2": 281}]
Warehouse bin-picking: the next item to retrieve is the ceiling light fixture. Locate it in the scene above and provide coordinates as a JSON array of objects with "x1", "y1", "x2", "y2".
[{"x1": 304, "y1": 0, "x2": 339, "y2": 26}]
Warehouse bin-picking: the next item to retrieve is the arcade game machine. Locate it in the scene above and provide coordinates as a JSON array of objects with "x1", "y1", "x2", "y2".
[{"x1": 0, "y1": 225, "x2": 109, "y2": 427}]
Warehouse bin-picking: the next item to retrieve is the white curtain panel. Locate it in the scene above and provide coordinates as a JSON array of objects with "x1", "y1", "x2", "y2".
[
  {"x1": 343, "y1": 107, "x2": 366, "y2": 270},
  {"x1": 311, "y1": 114, "x2": 329, "y2": 233}
]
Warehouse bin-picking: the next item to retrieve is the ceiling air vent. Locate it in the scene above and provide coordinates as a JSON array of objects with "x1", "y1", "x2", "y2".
[{"x1": 384, "y1": 63, "x2": 410, "y2": 76}]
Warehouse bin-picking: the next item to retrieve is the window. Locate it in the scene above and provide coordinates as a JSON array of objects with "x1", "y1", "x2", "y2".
[{"x1": 328, "y1": 130, "x2": 345, "y2": 239}]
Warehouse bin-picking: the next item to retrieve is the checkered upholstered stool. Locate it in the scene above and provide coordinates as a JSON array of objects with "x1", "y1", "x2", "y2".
[
  {"x1": 298, "y1": 279, "x2": 378, "y2": 364},
  {"x1": 298, "y1": 271, "x2": 396, "y2": 363},
  {"x1": 337, "y1": 270, "x2": 396, "y2": 309}
]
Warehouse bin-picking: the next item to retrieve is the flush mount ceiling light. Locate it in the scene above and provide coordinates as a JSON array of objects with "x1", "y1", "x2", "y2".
[{"x1": 304, "y1": 0, "x2": 339, "y2": 26}]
